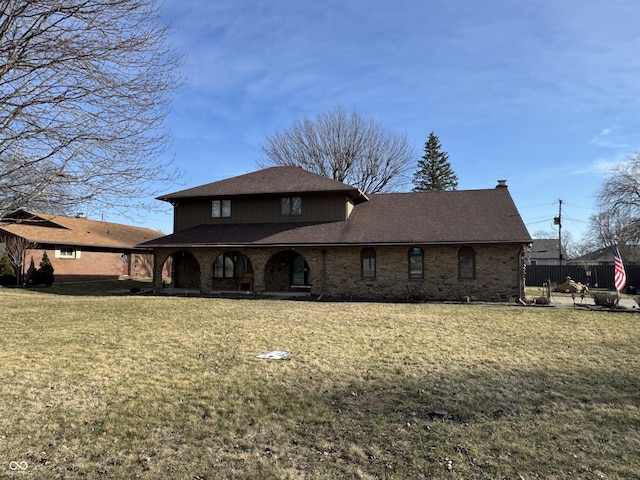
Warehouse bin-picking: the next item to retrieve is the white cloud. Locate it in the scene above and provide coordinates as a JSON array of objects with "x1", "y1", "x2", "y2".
[{"x1": 590, "y1": 128, "x2": 629, "y2": 148}]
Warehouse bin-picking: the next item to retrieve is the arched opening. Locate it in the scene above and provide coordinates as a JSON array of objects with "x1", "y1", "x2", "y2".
[
  {"x1": 408, "y1": 247, "x2": 424, "y2": 278},
  {"x1": 211, "y1": 251, "x2": 254, "y2": 290},
  {"x1": 361, "y1": 248, "x2": 376, "y2": 279},
  {"x1": 171, "y1": 251, "x2": 200, "y2": 288},
  {"x1": 458, "y1": 246, "x2": 476, "y2": 279},
  {"x1": 264, "y1": 251, "x2": 311, "y2": 292}
]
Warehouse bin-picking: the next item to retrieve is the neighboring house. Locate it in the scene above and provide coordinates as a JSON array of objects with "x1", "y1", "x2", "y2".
[
  {"x1": 568, "y1": 245, "x2": 640, "y2": 266},
  {"x1": 140, "y1": 167, "x2": 532, "y2": 301},
  {"x1": 0, "y1": 210, "x2": 165, "y2": 284},
  {"x1": 526, "y1": 238, "x2": 565, "y2": 265}
]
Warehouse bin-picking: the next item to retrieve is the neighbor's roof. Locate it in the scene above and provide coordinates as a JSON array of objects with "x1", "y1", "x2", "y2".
[
  {"x1": 0, "y1": 210, "x2": 164, "y2": 249},
  {"x1": 142, "y1": 187, "x2": 531, "y2": 248},
  {"x1": 529, "y1": 238, "x2": 564, "y2": 259},
  {"x1": 157, "y1": 166, "x2": 367, "y2": 202}
]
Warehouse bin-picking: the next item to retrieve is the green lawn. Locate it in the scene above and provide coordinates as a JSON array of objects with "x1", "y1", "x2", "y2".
[{"x1": 1, "y1": 285, "x2": 639, "y2": 479}]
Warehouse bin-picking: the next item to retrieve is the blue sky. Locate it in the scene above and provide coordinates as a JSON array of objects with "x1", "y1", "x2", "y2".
[{"x1": 123, "y1": 0, "x2": 640, "y2": 240}]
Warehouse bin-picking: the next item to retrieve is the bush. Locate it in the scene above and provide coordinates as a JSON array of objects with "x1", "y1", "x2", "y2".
[
  {"x1": 592, "y1": 292, "x2": 619, "y2": 308},
  {"x1": 33, "y1": 251, "x2": 55, "y2": 286},
  {"x1": 0, "y1": 252, "x2": 16, "y2": 286},
  {"x1": 534, "y1": 296, "x2": 550, "y2": 305}
]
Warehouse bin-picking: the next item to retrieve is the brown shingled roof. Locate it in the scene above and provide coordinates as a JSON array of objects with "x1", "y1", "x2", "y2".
[
  {"x1": 158, "y1": 166, "x2": 365, "y2": 201},
  {"x1": 142, "y1": 187, "x2": 531, "y2": 248},
  {"x1": 0, "y1": 211, "x2": 164, "y2": 249}
]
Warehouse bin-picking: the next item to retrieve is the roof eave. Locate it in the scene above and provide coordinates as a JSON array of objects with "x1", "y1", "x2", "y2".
[{"x1": 139, "y1": 239, "x2": 531, "y2": 249}]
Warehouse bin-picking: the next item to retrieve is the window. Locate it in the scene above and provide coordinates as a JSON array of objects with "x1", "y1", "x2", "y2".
[
  {"x1": 408, "y1": 247, "x2": 423, "y2": 278},
  {"x1": 213, "y1": 252, "x2": 247, "y2": 279},
  {"x1": 458, "y1": 246, "x2": 476, "y2": 279},
  {"x1": 281, "y1": 196, "x2": 302, "y2": 216},
  {"x1": 361, "y1": 248, "x2": 376, "y2": 279},
  {"x1": 212, "y1": 199, "x2": 231, "y2": 218},
  {"x1": 55, "y1": 247, "x2": 80, "y2": 259}
]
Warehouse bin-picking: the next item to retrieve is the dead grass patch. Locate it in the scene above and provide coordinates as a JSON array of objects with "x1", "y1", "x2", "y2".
[{"x1": 1, "y1": 289, "x2": 639, "y2": 479}]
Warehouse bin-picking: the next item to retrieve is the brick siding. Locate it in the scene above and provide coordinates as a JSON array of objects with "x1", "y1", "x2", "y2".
[
  {"x1": 153, "y1": 244, "x2": 525, "y2": 301},
  {"x1": 23, "y1": 247, "x2": 156, "y2": 284}
]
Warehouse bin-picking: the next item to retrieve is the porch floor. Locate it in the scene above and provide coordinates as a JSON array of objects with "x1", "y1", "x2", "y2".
[{"x1": 159, "y1": 288, "x2": 312, "y2": 299}]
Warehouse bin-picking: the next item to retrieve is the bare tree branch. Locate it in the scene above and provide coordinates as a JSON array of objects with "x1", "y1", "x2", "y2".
[
  {"x1": 3, "y1": 234, "x2": 34, "y2": 284},
  {"x1": 259, "y1": 106, "x2": 413, "y2": 193},
  {"x1": 592, "y1": 153, "x2": 640, "y2": 249},
  {"x1": 0, "y1": 0, "x2": 183, "y2": 217}
]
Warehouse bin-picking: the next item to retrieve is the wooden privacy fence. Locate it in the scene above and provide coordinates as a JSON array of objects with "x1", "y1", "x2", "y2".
[{"x1": 526, "y1": 264, "x2": 640, "y2": 293}]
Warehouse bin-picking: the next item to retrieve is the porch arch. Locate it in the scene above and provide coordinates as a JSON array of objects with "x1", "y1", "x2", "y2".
[
  {"x1": 264, "y1": 250, "x2": 311, "y2": 291},
  {"x1": 170, "y1": 251, "x2": 200, "y2": 288},
  {"x1": 211, "y1": 250, "x2": 254, "y2": 290}
]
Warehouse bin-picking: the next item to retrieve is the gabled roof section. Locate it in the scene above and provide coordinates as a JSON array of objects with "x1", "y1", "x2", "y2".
[
  {"x1": 0, "y1": 210, "x2": 164, "y2": 249},
  {"x1": 158, "y1": 166, "x2": 367, "y2": 202},
  {"x1": 142, "y1": 186, "x2": 531, "y2": 248}
]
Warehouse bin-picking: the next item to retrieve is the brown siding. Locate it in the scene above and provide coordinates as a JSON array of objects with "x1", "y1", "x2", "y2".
[{"x1": 173, "y1": 195, "x2": 352, "y2": 232}]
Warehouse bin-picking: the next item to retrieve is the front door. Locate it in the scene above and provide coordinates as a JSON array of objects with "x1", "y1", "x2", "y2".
[{"x1": 291, "y1": 254, "x2": 307, "y2": 286}]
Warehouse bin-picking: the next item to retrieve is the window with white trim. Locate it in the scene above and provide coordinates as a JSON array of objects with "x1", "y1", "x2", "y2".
[{"x1": 55, "y1": 247, "x2": 80, "y2": 259}]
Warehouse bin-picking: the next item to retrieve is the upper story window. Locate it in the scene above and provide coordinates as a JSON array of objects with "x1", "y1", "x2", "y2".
[
  {"x1": 361, "y1": 248, "x2": 376, "y2": 279},
  {"x1": 458, "y1": 246, "x2": 476, "y2": 279},
  {"x1": 281, "y1": 196, "x2": 302, "y2": 216},
  {"x1": 212, "y1": 199, "x2": 231, "y2": 218},
  {"x1": 408, "y1": 247, "x2": 423, "y2": 278}
]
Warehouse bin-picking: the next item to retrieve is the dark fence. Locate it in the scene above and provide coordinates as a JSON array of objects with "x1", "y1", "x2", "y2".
[{"x1": 527, "y1": 264, "x2": 640, "y2": 293}]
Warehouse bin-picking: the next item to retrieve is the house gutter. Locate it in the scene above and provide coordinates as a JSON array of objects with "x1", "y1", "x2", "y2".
[{"x1": 140, "y1": 240, "x2": 532, "y2": 249}]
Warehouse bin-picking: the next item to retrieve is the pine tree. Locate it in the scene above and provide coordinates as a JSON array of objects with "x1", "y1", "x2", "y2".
[
  {"x1": 34, "y1": 251, "x2": 55, "y2": 286},
  {"x1": 0, "y1": 252, "x2": 16, "y2": 286},
  {"x1": 412, "y1": 132, "x2": 458, "y2": 191}
]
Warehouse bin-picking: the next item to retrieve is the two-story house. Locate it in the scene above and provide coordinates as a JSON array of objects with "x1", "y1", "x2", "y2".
[{"x1": 140, "y1": 166, "x2": 531, "y2": 301}]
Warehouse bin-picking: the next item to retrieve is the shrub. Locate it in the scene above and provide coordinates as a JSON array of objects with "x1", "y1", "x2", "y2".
[
  {"x1": 534, "y1": 296, "x2": 550, "y2": 305},
  {"x1": 592, "y1": 292, "x2": 618, "y2": 308},
  {"x1": 33, "y1": 251, "x2": 55, "y2": 286},
  {"x1": 0, "y1": 252, "x2": 16, "y2": 286}
]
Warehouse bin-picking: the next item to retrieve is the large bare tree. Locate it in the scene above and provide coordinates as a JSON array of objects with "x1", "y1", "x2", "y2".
[
  {"x1": 593, "y1": 153, "x2": 640, "y2": 248},
  {"x1": 0, "y1": 0, "x2": 182, "y2": 217},
  {"x1": 259, "y1": 106, "x2": 413, "y2": 193}
]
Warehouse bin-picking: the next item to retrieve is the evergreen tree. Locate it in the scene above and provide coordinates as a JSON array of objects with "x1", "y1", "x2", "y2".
[
  {"x1": 34, "y1": 251, "x2": 55, "y2": 286},
  {"x1": 412, "y1": 132, "x2": 458, "y2": 191},
  {"x1": 0, "y1": 252, "x2": 16, "y2": 286}
]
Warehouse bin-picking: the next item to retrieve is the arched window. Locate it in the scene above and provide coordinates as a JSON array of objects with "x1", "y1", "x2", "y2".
[
  {"x1": 213, "y1": 251, "x2": 248, "y2": 279},
  {"x1": 458, "y1": 246, "x2": 475, "y2": 279},
  {"x1": 408, "y1": 247, "x2": 423, "y2": 278},
  {"x1": 361, "y1": 248, "x2": 376, "y2": 279}
]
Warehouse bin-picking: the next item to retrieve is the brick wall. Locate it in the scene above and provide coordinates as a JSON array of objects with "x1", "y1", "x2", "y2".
[
  {"x1": 24, "y1": 247, "x2": 156, "y2": 284},
  {"x1": 318, "y1": 244, "x2": 523, "y2": 301},
  {"x1": 153, "y1": 244, "x2": 525, "y2": 301}
]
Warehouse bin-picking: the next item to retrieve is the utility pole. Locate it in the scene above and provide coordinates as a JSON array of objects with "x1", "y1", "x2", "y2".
[{"x1": 554, "y1": 199, "x2": 562, "y2": 264}]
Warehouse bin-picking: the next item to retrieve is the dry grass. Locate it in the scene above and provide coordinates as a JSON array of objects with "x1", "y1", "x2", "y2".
[{"x1": 1, "y1": 286, "x2": 639, "y2": 479}]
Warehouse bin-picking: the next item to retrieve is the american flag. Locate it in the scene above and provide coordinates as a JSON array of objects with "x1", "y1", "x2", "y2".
[{"x1": 613, "y1": 242, "x2": 627, "y2": 292}]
